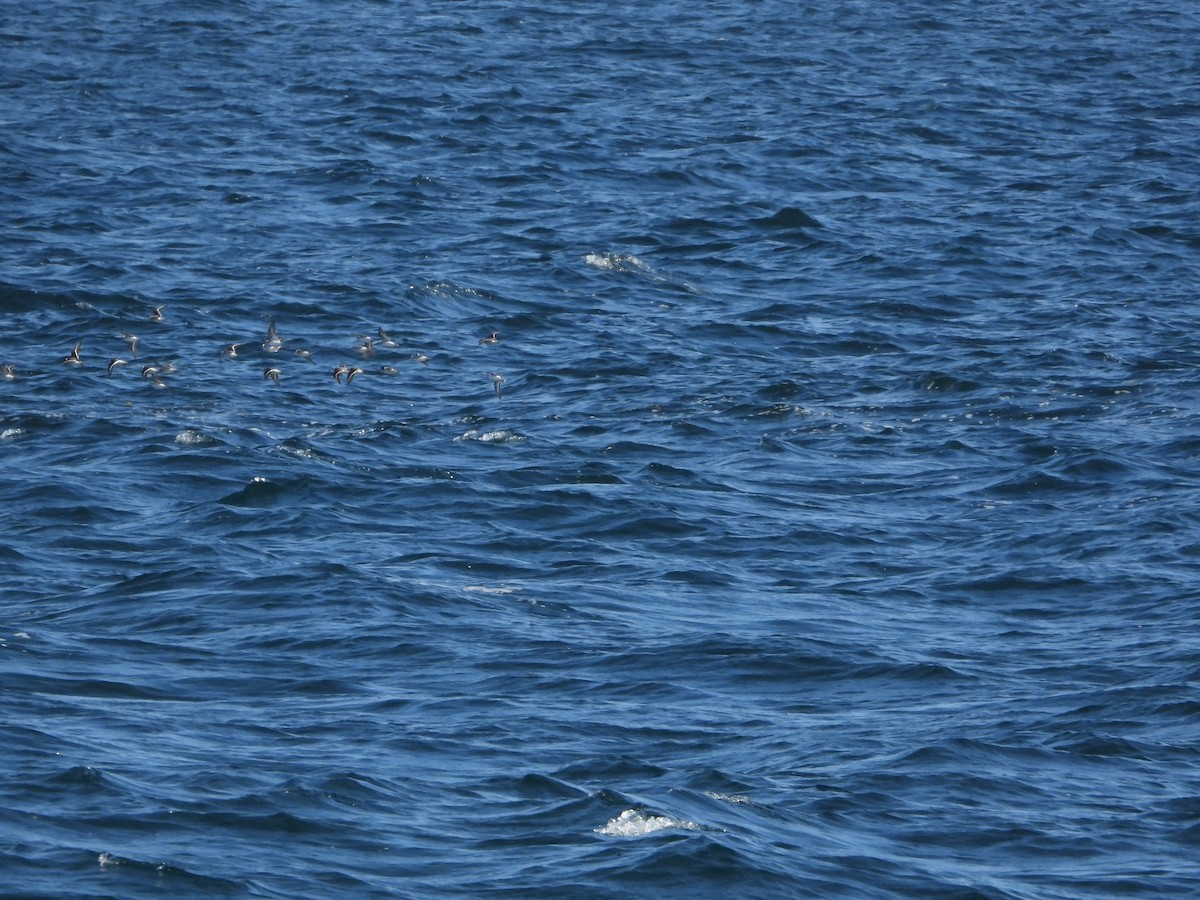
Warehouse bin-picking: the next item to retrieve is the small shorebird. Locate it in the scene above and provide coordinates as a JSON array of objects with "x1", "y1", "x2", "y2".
[
  {"x1": 479, "y1": 331, "x2": 500, "y2": 345},
  {"x1": 377, "y1": 365, "x2": 398, "y2": 376},
  {"x1": 488, "y1": 372, "x2": 505, "y2": 398},
  {"x1": 63, "y1": 341, "x2": 83, "y2": 365},
  {"x1": 263, "y1": 367, "x2": 282, "y2": 385},
  {"x1": 294, "y1": 348, "x2": 314, "y2": 363},
  {"x1": 332, "y1": 364, "x2": 350, "y2": 384},
  {"x1": 410, "y1": 352, "x2": 430, "y2": 365},
  {"x1": 121, "y1": 332, "x2": 139, "y2": 356},
  {"x1": 357, "y1": 336, "x2": 374, "y2": 359},
  {"x1": 149, "y1": 306, "x2": 165, "y2": 322},
  {"x1": 141, "y1": 365, "x2": 166, "y2": 388},
  {"x1": 262, "y1": 321, "x2": 283, "y2": 353},
  {"x1": 222, "y1": 342, "x2": 243, "y2": 358},
  {"x1": 345, "y1": 366, "x2": 365, "y2": 384},
  {"x1": 107, "y1": 358, "x2": 128, "y2": 375},
  {"x1": 1, "y1": 364, "x2": 15, "y2": 380}
]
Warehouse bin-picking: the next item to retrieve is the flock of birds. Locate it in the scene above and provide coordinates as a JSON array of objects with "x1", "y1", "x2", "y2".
[{"x1": 1, "y1": 306, "x2": 509, "y2": 397}]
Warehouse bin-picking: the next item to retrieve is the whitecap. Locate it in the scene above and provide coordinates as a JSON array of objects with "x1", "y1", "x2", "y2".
[
  {"x1": 584, "y1": 251, "x2": 699, "y2": 293},
  {"x1": 595, "y1": 808, "x2": 701, "y2": 837},
  {"x1": 584, "y1": 252, "x2": 648, "y2": 273},
  {"x1": 0, "y1": 428, "x2": 25, "y2": 440},
  {"x1": 454, "y1": 429, "x2": 525, "y2": 444},
  {"x1": 174, "y1": 429, "x2": 211, "y2": 445}
]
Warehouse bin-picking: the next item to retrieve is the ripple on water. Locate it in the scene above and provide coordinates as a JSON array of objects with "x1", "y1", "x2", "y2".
[{"x1": 2, "y1": 1, "x2": 1199, "y2": 898}]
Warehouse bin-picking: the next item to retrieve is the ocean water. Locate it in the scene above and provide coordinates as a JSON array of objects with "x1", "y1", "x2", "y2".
[{"x1": 2, "y1": 1, "x2": 1199, "y2": 896}]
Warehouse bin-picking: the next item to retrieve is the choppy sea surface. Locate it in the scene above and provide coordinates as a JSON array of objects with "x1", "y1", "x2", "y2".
[{"x1": 3, "y1": 1, "x2": 1200, "y2": 897}]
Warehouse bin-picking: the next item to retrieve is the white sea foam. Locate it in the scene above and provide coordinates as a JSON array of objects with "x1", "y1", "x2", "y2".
[
  {"x1": 595, "y1": 808, "x2": 701, "y2": 837},
  {"x1": 454, "y1": 429, "x2": 525, "y2": 444},
  {"x1": 0, "y1": 427, "x2": 25, "y2": 440},
  {"x1": 584, "y1": 252, "x2": 651, "y2": 273},
  {"x1": 174, "y1": 429, "x2": 211, "y2": 445}
]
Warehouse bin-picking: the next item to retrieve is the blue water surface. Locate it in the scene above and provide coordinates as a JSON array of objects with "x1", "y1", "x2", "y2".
[{"x1": 2, "y1": 1, "x2": 1199, "y2": 897}]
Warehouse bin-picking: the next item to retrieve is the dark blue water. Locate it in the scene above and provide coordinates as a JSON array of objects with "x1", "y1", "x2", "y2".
[{"x1": 3, "y1": 1, "x2": 1199, "y2": 896}]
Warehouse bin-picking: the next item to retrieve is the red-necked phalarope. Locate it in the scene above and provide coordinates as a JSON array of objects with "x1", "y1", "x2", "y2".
[
  {"x1": 141, "y1": 365, "x2": 167, "y2": 388},
  {"x1": 262, "y1": 321, "x2": 283, "y2": 353},
  {"x1": 479, "y1": 331, "x2": 500, "y2": 345}
]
